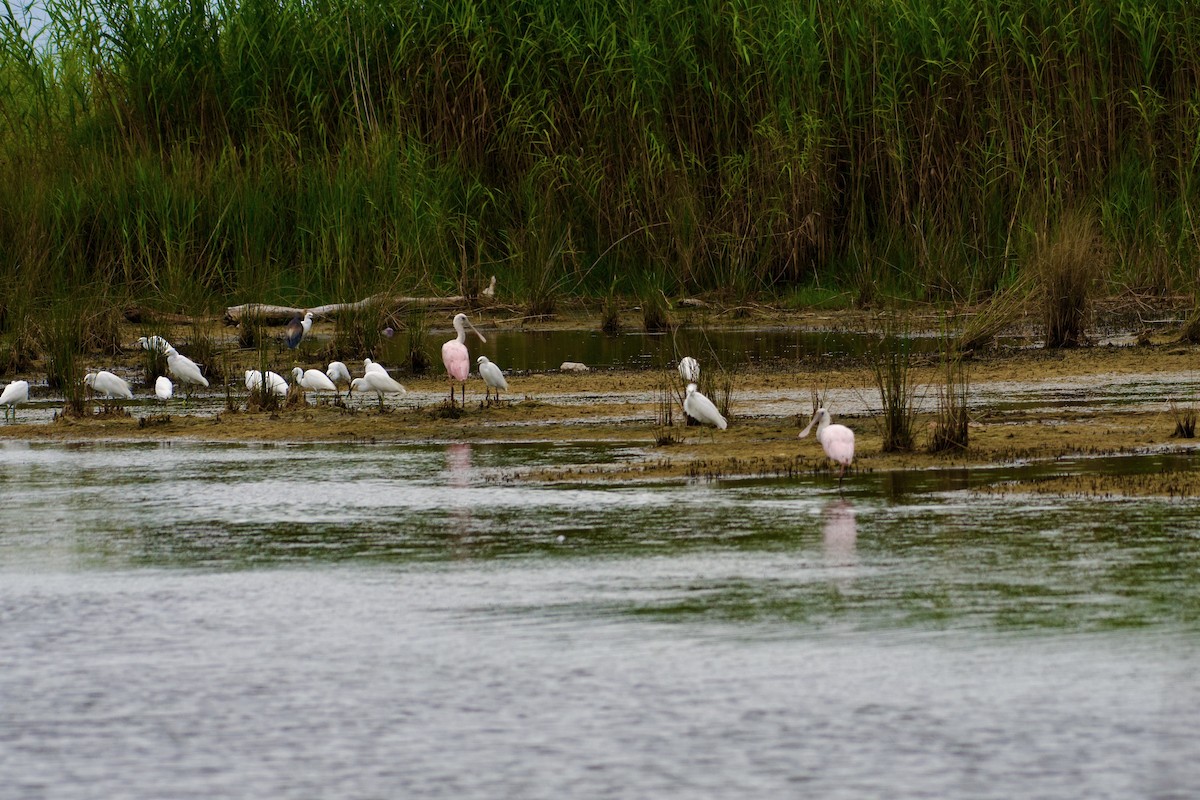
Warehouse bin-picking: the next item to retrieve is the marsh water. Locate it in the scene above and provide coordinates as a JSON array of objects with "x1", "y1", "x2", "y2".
[{"x1": 2, "y1": 440, "x2": 1198, "y2": 799}]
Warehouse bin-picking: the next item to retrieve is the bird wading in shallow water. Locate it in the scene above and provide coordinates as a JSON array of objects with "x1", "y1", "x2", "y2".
[
  {"x1": 162, "y1": 346, "x2": 208, "y2": 408},
  {"x1": 1, "y1": 380, "x2": 30, "y2": 421},
  {"x1": 84, "y1": 371, "x2": 133, "y2": 405},
  {"x1": 350, "y1": 369, "x2": 407, "y2": 409},
  {"x1": 325, "y1": 361, "x2": 352, "y2": 399},
  {"x1": 292, "y1": 367, "x2": 336, "y2": 402},
  {"x1": 284, "y1": 311, "x2": 314, "y2": 350},
  {"x1": 476, "y1": 356, "x2": 508, "y2": 405},
  {"x1": 441, "y1": 313, "x2": 486, "y2": 407},
  {"x1": 799, "y1": 406, "x2": 855, "y2": 491},
  {"x1": 154, "y1": 376, "x2": 173, "y2": 404},
  {"x1": 682, "y1": 383, "x2": 727, "y2": 440}
]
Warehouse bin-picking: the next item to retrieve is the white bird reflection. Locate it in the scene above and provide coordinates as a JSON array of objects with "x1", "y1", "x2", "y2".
[
  {"x1": 821, "y1": 499, "x2": 858, "y2": 564},
  {"x1": 446, "y1": 443, "x2": 473, "y2": 534}
]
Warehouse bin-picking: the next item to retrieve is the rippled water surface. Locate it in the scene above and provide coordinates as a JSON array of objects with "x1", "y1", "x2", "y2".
[{"x1": 2, "y1": 441, "x2": 1198, "y2": 799}]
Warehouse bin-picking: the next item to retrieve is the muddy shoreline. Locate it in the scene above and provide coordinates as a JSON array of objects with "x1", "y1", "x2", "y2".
[{"x1": 3, "y1": 305, "x2": 1200, "y2": 496}]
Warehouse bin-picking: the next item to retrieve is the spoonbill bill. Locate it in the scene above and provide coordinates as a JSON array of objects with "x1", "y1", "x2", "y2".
[
  {"x1": 442, "y1": 313, "x2": 486, "y2": 407},
  {"x1": 683, "y1": 383, "x2": 727, "y2": 433},
  {"x1": 799, "y1": 407, "x2": 855, "y2": 490},
  {"x1": 1, "y1": 380, "x2": 30, "y2": 421},
  {"x1": 476, "y1": 356, "x2": 508, "y2": 404},
  {"x1": 285, "y1": 311, "x2": 314, "y2": 349}
]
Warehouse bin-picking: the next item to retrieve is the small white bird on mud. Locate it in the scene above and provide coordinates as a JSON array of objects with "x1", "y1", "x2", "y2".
[
  {"x1": 683, "y1": 382, "x2": 727, "y2": 435},
  {"x1": 154, "y1": 375, "x2": 174, "y2": 403},
  {"x1": 292, "y1": 367, "x2": 337, "y2": 402},
  {"x1": 85, "y1": 370, "x2": 133, "y2": 401},
  {"x1": 476, "y1": 356, "x2": 508, "y2": 404},
  {"x1": 1, "y1": 379, "x2": 30, "y2": 421}
]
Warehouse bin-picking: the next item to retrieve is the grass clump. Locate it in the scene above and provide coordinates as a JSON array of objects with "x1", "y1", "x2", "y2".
[
  {"x1": 1037, "y1": 212, "x2": 1103, "y2": 349},
  {"x1": 929, "y1": 340, "x2": 970, "y2": 453},
  {"x1": 868, "y1": 315, "x2": 917, "y2": 452},
  {"x1": 1170, "y1": 399, "x2": 1197, "y2": 438}
]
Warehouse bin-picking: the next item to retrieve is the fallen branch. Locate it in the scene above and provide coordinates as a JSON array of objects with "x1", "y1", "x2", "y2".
[{"x1": 223, "y1": 276, "x2": 497, "y2": 325}]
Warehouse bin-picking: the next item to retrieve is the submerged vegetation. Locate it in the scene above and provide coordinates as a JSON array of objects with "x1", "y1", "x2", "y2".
[{"x1": 2, "y1": 0, "x2": 1200, "y2": 335}]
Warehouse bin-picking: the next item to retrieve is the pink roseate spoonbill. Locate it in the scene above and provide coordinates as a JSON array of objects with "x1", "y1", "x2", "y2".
[
  {"x1": 441, "y1": 313, "x2": 486, "y2": 407},
  {"x1": 678, "y1": 356, "x2": 700, "y2": 383},
  {"x1": 799, "y1": 407, "x2": 855, "y2": 491},
  {"x1": 476, "y1": 356, "x2": 508, "y2": 404},
  {"x1": 284, "y1": 311, "x2": 314, "y2": 350},
  {"x1": 85, "y1": 371, "x2": 133, "y2": 404},
  {"x1": 1, "y1": 379, "x2": 30, "y2": 422},
  {"x1": 683, "y1": 382, "x2": 726, "y2": 440}
]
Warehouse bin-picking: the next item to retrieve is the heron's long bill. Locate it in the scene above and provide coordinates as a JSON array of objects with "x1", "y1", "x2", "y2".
[{"x1": 798, "y1": 413, "x2": 817, "y2": 438}]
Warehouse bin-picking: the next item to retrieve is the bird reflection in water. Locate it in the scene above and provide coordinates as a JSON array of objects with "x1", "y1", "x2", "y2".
[
  {"x1": 821, "y1": 499, "x2": 857, "y2": 564},
  {"x1": 446, "y1": 443, "x2": 473, "y2": 536}
]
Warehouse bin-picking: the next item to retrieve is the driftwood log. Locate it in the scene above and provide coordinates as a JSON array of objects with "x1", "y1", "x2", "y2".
[{"x1": 223, "y1": 276, "x2": 497, "y2": 325}]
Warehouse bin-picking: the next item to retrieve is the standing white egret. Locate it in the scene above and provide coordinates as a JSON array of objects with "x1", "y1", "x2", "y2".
[
  {"x1": 325, "y1": 361, "x2": 352, "y2": 398},
  {"x1": 292, "y1": 366, "x2": 336, "y2": 402},
  {"x1": 363, "y1": 358, "x2": 388, "y2": 376},
  {"x1": 350, "y1": 370, "x2": 407, "y2": 408},
  {"x1": 85, "y1": 371, "x2": 133, "y2": 402},
  {"x1": 1, "y1": 379, "x2": 30, "y2": 421},
  {"x1": 682, "y1": 382, "x2": 727, "y2": 435},
  {"x1": 441, "y1": 312, "x2": 486, "y2": 407},
  {"x1": 154, "y1": 375, "x2": 173, "y2": 403},
  {"x1": 678, "y1": 356, "x2": 700, "y2": 383},
  {"x1": 285, "y1": 311, "x2": 314, "y2": 350},
  {"x1": 799, "y1": 407, "x2": 855, "y2": 491},
  {"x1": 162, "y1": 346, "x2": 208, "y2": 408},
  {"x1": 476, "y1": 356, "x2": 508, "y2": 404}
]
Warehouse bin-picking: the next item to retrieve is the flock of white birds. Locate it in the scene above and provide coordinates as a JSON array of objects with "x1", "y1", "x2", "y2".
[{"x1": 0, "y1": 310, "x2": 855, "y2": 481}]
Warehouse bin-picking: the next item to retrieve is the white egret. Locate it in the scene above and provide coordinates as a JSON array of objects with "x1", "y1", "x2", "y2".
[
  {"x1": 682, "y1": 383, "x2": 727, "y2": 434},
  {"x1": 136, "y1": 335, "x2": 172, "y2": 354},
  {"x1": 85, "y1": 370, "x2": 133, "y2": 401},
  {"x1": 441, "y1": 312, "x2": 486, "y2": 407},
  {"x1": 476, "y1": 356, "x2": 508, "y2": 404},
  {"x1": 245, "y1": 369, "x2": 288, "y2": 397},
  {"x1": 1, "y1": 379, "x2": 30, "y2": 421},
  {"x1": 799, "y1": 407, "x2": 855, "y2": 490},
  {"x1": 350, "y1": 370, "x2": 407, "y2": 408},
  {"x1": 154, "y1": 376, "x2": 173, "y2": 403},
  {"x1": 285, "y1": 311, "x2": 314, "y2": 349},
  {"x1": 363, "y1": 358, "x2": 388, "y2": 376},
  {"x1": 678, "y1": 356, "x2": 700, "y2": 383},
  {"x1": 292, "y1": 366, "x2": 337, "y2": 402},
  {"x1": 326, "y1": 361, "x2": 352, "y2": 399},
  {"x1": 162, "y1": 346, "x2": 207, "y2": 408}
]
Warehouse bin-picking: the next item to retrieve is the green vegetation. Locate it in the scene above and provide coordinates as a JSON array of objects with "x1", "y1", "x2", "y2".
[{"x1": 3, "y1": 0, "x2": 1200, "y2": 327}]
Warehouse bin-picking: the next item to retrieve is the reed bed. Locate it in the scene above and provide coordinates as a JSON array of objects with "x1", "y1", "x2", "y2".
[{"x1": 3, "y1": 0, "x2": 1200, "y2": 325}]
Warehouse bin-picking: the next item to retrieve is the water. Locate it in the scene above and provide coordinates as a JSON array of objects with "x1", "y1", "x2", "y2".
[{"x1": 2, "y1": 441, "x2": 1199, "y2": 799}]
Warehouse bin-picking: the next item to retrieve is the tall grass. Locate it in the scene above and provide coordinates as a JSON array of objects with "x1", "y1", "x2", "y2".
[
  {"x1": 1037, "y1": 212, "x2": 1104, "y2": 348},
  {"x1": 868, "y1": 315, "x2": 917, "y2": 453},
  {"x1": 3, "y1": 1, "x2": 1200, "y2": 315}
]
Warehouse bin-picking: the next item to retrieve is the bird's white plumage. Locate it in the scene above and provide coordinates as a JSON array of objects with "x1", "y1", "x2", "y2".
[
  {"x1": 85, "y1": 370, "x2": 133, "y2": 399},
  {"x1": 476, "y1": 356, "x2": 508, "y2": 395},
  {"x1": 683, "y1": 383, "x2": 727, "y2": 429},
  {"x1": 1, "y1": 380, "x2": 30, "y2": 420},
  {"x1": 678, "y1": 356, "x2": 700, "y2": 383},
  {"x1": 137, "y1": 335, "x2": 172, "y2": 354},
  {"x1": 292, "y1": 366, "x2": 336, "y2": 392},
  {"x1": 245, "y1": 369, "x2": 288, "y2": 396},
  {"x1": 154, "y1": 376, "x2": 173, "y2": 401},
  {"x1": 326, "y1": 361, "x2": 352, "y2": 387},
  {"x1": 163, "y1": 346, "x2": 208, "y2": 388},
  {"x1": 363, "y1": 358, "x2": 388, "y2": 376}
]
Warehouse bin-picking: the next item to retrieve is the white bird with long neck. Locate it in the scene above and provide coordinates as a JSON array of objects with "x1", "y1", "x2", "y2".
[
  {"x1": 350, "y1": 370, "x2": 407, "y2": 408},
  {"x1": 136, "y1": 335, "x2": 172, "y2": 354},
  {"x1": 799, "y1": 407, "x2": 855, "y2": 490},
  {"x1": 682, "y1": 383, "x2": 727, "y2": 435},
  {"x1": 162, "y1": 346, "x2": 207, "y2": 408},
  {"x1": 285, "y1": 311, "x2": 314, "y2": 350},
  {"x1": 292, "y1": 367, "x2": 336, "y2": 402},
  {"x1": 476, "y1": 356, "x2": 508, "y2": 404},
  {"x1": 245, "y1": 369, "x2": 288, "y2": 397},
  {"x1": 1, "y1": 380, "x2": 30, "y2": 421},
  {"x1": 442, "y1": 313, "x2": 486, "y2": 407}
]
